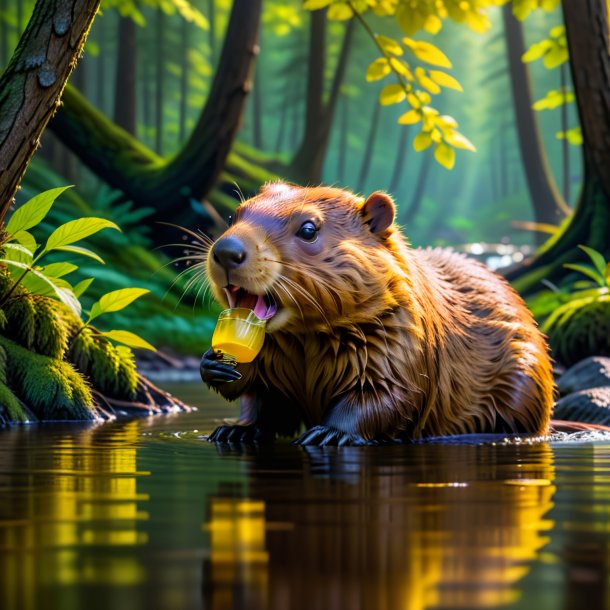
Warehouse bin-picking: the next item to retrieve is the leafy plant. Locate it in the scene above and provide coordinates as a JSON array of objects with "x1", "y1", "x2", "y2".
[
  {"x1": 0, "y1": 187, "x2": 156, "y2": 355},
  {"x1": 563, "y1": 245, "x2": 610, "y2": 288}
]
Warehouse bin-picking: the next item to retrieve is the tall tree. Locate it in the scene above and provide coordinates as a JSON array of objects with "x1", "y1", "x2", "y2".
[
  {"x1": 114, "y1": 15, "x2": 137, "y2": 135},
  {"x1": 48, "y1": 0, "x2": 264, "y2": 238},
  {"x1": 289, "y1": 14, "x2": 354, "y2": 183},
  {"x1": 357, "y1": 101, "x2": 381, "y2": 191},
  {"x1": 154, "y1": 7, "x2": 164, "y2": 153},
  {"x1": 389, "y1": 125, "x2": 410, "y2": 195},
  {"x1": 502, "y1": 6, "x2": 567, "y2": 242},
  {"x1": 0, "y1": 0, "x2": 102, "y2": 222},
  {"x1": 507, "y1": 0, "x2": 610, "y2": 292}
]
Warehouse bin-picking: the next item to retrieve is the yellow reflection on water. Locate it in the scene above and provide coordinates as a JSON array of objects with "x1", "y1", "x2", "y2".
[
  {"x1": 202, "y1": 444, "x2": 556, "y2": 610},
  {"x1": 0, "y1": 421, "x2": 149, "y2": 610}
]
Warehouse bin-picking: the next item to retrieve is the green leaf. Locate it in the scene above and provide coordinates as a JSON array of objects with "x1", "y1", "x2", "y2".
[
  {"x1": 53, "y1": 245, "x2": 105, "y2": 265},
  {"x1": 5, "y1": 186, "x2": 72, "y2": 236},
  {"x1": 101, "y1": 330, "x2": 156, "y2": 352},
  {"x1": 366, "y1": 58, "x2": 391, "y2": 82},
  {"x1": 563, "y1": 263, "x2": 605, "y2": 287},
  {"x1": 11, "y1": 230, "x2": 37, "y2": 253},
  {"x1": 379, "y1": 84, "x2": 406, "y2": 105},
  {"x1": 0, "y1": 259, "x2": 81, "y2": 316},
  {"x1": 88, "y1": 287, "x2": 150, "y2": 323},
  {"x1": 44, "y1": 217, "x2": 121, "y2": 253},
  {"x1": 375, "y1": 35, "x2": 403, "y2": 56},
  {"x1": 3, "y1": 243, "x2": 33, "y2": 264},
  {"x1": 42, "y1": 262, "x2": 78, "y2": 278},
  {"x1": 73, "y1": 278, "x2": 95, "y2": 299},
  {"x1": 434, "y1": 142, "x2": 456, "y2": 170},
  {"x1": 579, "y1": 245, "x2": 607, "y2": 278},
  {"x1": 404, "y1": 38, "x2": 452, "y2": 68},
  {"x1": 428, "y1": 70, "x2": 463, "y2": 91}
]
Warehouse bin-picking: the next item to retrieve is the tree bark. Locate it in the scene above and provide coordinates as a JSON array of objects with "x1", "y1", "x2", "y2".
[
  {"x1": 357, "y1": 100, "x2": 381, "y2": 191},
  {"x1": 114, "y1": 16, "x2": 137, "y2": 135},
  {"x1": 289, "y1": 17, "x2": 354, "y2": 183},
  {"x1": 401, "y1": 153, "x2": 432, "y2": 225},
  {"x1": 0, "y1": 0, "x2": 101, "y2": 223},
  {"x1": 389, "y1": 125, "x2": 410, "y2": 195},
  {"x1": 154, "y1": 8, "x2": 164, "y2": 154},
  {"x1": 48, "y1": 0, "x2": 263, "y2": 238},
  {"x1": 502, "y1": 6, "x2": 566, "y2": 241},
  {"x1": 506, "y1": 0, "x2": 610, "y2": 294}
]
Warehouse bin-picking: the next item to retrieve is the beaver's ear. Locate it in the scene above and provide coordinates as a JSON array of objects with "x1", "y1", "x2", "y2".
[{"x1": 360, "y1": 192, "x2": 395, "y2": 235}]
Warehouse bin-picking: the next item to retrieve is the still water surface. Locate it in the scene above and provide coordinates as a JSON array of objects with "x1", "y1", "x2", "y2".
[{"x1": 1, "y1": 383, "x2": 609, "y2": 610}]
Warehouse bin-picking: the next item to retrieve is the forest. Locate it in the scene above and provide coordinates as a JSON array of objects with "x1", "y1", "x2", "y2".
[{"x1": 0, "y1": 0, "x2": 609, "y2": 421}]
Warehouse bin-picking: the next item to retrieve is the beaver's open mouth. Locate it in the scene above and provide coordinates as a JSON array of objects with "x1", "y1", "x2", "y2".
[{"x1": 224, "y1": 284, "x2": 278, "y2": 320}]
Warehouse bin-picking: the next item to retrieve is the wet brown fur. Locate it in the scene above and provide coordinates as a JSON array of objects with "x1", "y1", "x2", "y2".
[{"x1": 206, "y1": 182, "x2": 555, "y2": 440}]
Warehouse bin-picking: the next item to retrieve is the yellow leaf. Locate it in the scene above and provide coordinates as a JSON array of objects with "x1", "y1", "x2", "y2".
[
  {"x1": 405, "y1": 39, "x2": 452, "y2": 68},
  {"x1": 396, "y1": 8, "x2": 425, "y2": 36},
  {"x1": 438, "y1": 114, "x2": 458, "y2": 129},
  {"x1": 413, "y1": 132, "x2": 432, "y2": 152},
  {"x1": 429, "y1": 70, "x2": 463, "y2": 91},
  {"x1": 415, "y1": 68, "x2": 441, "y2": 94},
  {"x1": 543, "y1": 45, "x2": 568, "y2": 69},
  {"x1": 304, "y1": 0, "x2": 331, "y2": 9},
  {"x1": 328, "y1": 3, "x2": 354, "y2": 20},
  {"x1": 445, "y1": 130, "x2": 476, "y2": 152},
  {"x1": 375, "y1": 34, "x2": 403, "y2": 56},
  {"x1": 389, "y1": 57, "x2": 412, "y2": 79},
  {"x1": 379, "y1": 83, "x2": 406, "y2": 105},
  {"x1": 366, "y1": 58, "x2": 391, "y2": 82},
  {"x1": 398, "y1": 109, "x2": 421, "y2": 124},
  {"x1": 407, "y1": 93, "x2": 421, "y2": 108},
  {"x1": 522, "y1": 39, "x2": 552, "y2": 63},
  {"x1": 423, "y1": 15, "x2": 442, "y2": 34},
  {"x1": 434, "y1": 142, "x2": 455, "y2": 169}
]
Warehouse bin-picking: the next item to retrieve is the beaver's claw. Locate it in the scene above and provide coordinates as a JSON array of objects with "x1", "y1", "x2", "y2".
[
  {"x1": 200, "y1": 348, "x2": 242, "y2": 387},
  {"x1": 294, "y1": 425, "x2": 368, "y2": 446},
  {"x1": 207, "y1": 424, "x2": 262, "y2": 444}
]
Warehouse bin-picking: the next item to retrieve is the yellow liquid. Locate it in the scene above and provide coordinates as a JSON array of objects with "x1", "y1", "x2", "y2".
[{"x1": 211, "y1": 315, "x2": 266, "y2": 363}]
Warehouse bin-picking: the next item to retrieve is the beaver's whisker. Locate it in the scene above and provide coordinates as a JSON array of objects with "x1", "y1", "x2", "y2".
[
  {"x1": 278, "y1": 274, "x2": 332, "y2": 329},
  {"x1": 180, "y1": 269, "x2": 209, "y2": 310},
  {"x1": 163, "y1": 263, "x2": 203, "y2": 301},
  {"x1": 159, "y1": 242, "x2": 211, "y2": 254},
  {"x1": 273, "y1": 281, "x2": 306, "y2": 323},
  {"x1": 158, "y1": 221, "x2": 214, "y2": 249}
]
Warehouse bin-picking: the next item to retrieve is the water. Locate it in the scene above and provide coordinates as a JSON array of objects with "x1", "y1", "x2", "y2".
[{"x1": 1, "y1": 383, "x2": 610, "y2": 610}]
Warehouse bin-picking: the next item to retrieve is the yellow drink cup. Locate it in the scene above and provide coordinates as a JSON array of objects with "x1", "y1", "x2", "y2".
[{"x1": 211, "y1": 308, "x2": 267, "y2": 363}]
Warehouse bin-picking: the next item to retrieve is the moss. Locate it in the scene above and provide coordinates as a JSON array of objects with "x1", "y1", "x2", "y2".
[
  {"x1": 542, "y1": 294, "x2": 610, "y2": 367},
  {"x1": 0, "y1": 335, "x2": 96, "y2": 421},
  {"x1": 68, "y1": 328, "x2": 138, "y2": 399}
]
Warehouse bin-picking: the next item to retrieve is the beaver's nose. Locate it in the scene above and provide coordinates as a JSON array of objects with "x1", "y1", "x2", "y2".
[{"x1": 212, "y1": 236, "x2": 248, "y2": 270}]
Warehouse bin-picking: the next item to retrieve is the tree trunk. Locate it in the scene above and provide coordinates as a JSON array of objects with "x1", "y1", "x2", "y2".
[
  {"x1": 506, "y1": 0, "x2": 610, "y2": 294},
  {"x1": 0, "y1": 0, "x2": 8, "y2": 68},
  {"x1": 502, "y1": 6, "x2": 566, "y2": 241},
  {"x1": 0, "y1": 0, "x2": 101, "y2": 223},
  {"x1": 389, "y1": 125, "x2": 410, "y2": 195},
  {"x1": 560, "y1": 62, "x2": 570, "y2": 203},
  {"x1": 274, "y1": 82, "x2": 289, "y2": 153},
  {"x1": 357, "y1": 100, "x2": 381, "y2": 191},
  {"x1": 402, "y1": 153, "x2": 432, "y2": 225},
  {"x1": 290, "y1": 18, "x2": 354, "y2": 183},
  {"x1": 251, "y1": 65, "x2": 263, "y2": 149},
  {"x1": 179, "y1": 16, "x2": 189, "y2": 142},
  {"x1": 49, "y1": 0, "x2": 263, "y2": 240},
  {"x1": 337, "y1": 94, "x2": 349, "y2": 184},
  {"x1": 208, "y1": 0, "x2": 216, "y2": 67},
  {"x1": 114, "y1": 16, "x2": 137, "y2": 135},
  {"x1": 154, "y1": 8, "x2": 164, "y2": 154}
]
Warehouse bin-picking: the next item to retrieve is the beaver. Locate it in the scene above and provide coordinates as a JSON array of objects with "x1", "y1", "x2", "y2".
[{"x1": 201, "y1": 182, "x2": 555, "y2": 445}]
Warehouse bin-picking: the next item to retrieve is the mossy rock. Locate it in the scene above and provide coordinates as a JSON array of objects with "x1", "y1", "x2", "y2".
[
  {"x1": 542, "y1": 294, "x2": 610, "y2": 367},
  {"x1": 68, "y1": 328, "x2": 138, "y2": 400},
  {"x1": 0, "y1": 335, "x2": 96, "y2": 421}
]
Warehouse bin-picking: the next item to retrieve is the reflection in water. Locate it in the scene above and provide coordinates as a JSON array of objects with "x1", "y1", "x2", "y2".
[
  {"x1": 203, "y1": 443, "x2": 556, "y2": 610},
  {"x1": 0, "y1": 422, "x2": 148, "y2": 610}
]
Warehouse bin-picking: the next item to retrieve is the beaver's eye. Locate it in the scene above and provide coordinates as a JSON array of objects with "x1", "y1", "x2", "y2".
[{"x1": 296, "y1": 221, "x2": 318, "y2": 242}]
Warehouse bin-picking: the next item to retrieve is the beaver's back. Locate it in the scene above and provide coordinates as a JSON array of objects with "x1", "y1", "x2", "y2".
[{"x1": 410, "y1": 248, "x2": 554, "y2": 436}]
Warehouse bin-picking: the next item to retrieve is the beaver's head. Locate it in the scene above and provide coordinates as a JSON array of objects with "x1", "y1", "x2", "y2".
[{"x1": 207, "y1": 182, "x2": 404, "y2": 333}]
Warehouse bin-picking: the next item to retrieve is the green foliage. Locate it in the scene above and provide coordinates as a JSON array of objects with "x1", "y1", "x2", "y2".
[
  {"x1": 0, "y1": 335, "x2": 96, "y2": 421},
  {"x1": 542, "y1": 295, "x2": 610, "y2": 367},
  {"x1": 69, "y1": 328, "x2": 138, "y2": 400},
  {"x1": 102, "y1": 0, "x2": 209, "y2": 29}
]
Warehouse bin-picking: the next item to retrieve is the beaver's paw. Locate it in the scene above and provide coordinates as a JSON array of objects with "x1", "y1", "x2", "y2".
[
  {"x1": 294, "y1": 425, "x2": 369, "y2": 447},
  {"x1": 207, "y1": 424, "x2": 262, "y2": 444},
  {"x1": 200, "y1": 348, "x2": 242, "y2": 387}
]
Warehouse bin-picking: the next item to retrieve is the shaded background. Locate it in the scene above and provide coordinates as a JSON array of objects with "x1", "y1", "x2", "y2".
[{"x1": 0, "y1": 0, "x2": 582, "y2": 354}]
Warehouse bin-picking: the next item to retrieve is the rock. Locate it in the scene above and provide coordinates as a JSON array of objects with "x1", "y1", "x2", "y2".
[
  {"x1": 553, "y1": 387, "x2": 610, "y2": 425},
  {"x1": 557, "y1": 356, "x2": 610, "y2": 395}
]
